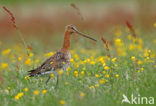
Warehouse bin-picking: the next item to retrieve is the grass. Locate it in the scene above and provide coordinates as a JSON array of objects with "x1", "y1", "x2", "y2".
[{"x1": 0, "y1": 25, "x2": 156, "y2": 106}]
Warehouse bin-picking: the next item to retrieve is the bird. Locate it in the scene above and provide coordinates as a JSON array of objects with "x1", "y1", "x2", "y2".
[{"x1": 28, "y1": 24, "x2": 97, "y2": 87}]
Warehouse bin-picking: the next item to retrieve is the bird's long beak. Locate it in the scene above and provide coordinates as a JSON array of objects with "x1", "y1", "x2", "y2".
[{"x1": 74, "y1": 29, "x2": 97, "y2": 42}]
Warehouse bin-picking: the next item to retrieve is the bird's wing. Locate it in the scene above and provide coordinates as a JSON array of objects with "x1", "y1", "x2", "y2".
[{"x1": 28, "y1": 51, "x2": 66, "y2": 76}]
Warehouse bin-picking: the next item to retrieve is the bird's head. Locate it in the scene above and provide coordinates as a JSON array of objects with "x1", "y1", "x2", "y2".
[
  {"x1": 65, "y1": 24, "x2": 97, "y2": 42},
  {"x1": 65, "y1": 24, "x2": 78, "y2": 33}
]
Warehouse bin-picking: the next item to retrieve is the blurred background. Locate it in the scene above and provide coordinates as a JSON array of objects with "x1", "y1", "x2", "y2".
[{"x1": 0, "y1": 0, "x2": 156, "y2": 47}]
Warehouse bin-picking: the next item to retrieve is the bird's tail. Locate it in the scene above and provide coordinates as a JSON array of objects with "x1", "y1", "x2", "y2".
[
  {"x1": 28, "y1": 69, "x2": 39, "y2": 77},
  {"x1": 28, "y1": 69, "x2": 35, "y2": 77}
]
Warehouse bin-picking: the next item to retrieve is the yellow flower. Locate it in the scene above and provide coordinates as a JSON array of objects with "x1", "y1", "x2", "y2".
[
  {"x1": 25, "y1": 76, "x2": 30, "y2": 79},
  {"x1": 35, "y1": 59, "x2": 39, "y2": 63},
  {"x1": 82, "y1": 67, "x2": 86, "y2": 71},
  {"x1": 141, "y1": 67, "x2": 144, "y2": 71},
  {"x1": 80, "y1": 92, "x2": 85, "y2": 97},
  {"x1": 105, "y1": 80, "x2": 108, "y2": 83},
  {"x1": 115, "y1": 74, "x2": 119, "y2": 78},
  {"x1": 104, "y1": 66, "x2": 109, "y2": 70},
  {"x1": 74, "y1": 54, "x2": 79, "y2": 60},
  {"x1": 18, "y1": 57, "x2": 22, "y2": 61},
  {"x1": 112, "y1": 57, "x2": 117, "y2": 62},
  {"x1": 115, "y1": 38, "x2": 123, "y2": 47},
  {"x1": 65, "y1": 82, "x2": 69, "y2": 85},
  {"x1": 95, "y1": 84, "x2": 99, "y2": 87},
  {"x1": 81, "y1": 71, "x2": 84, "y2": 75},
  {"x1": 74, "y1": 64, "x2": 79, "y2": 68},
  {"x1": 146, "y1": 57, "x2": 149, "y2": 60},
  {"x1": 17, "y1": 92, "x2": 24, "y2": 98},
  {"x1": 2, "y1": 49, "x2": 11, "y2": 56},
  {"x1": 42, "y1": 89, "x2": 47, "y2": 94},
  {"x1": 131, "y1": 56, "x2": 136, "y2": 61},
  {"x1": 148, "y1": 50, "x2": 151, "y2": 53},
  {"x1": 103, "y1": 63, "x2": 106, "y2": 66},
  {"x1": 89, "y1": 86, "x2": 94, "y2": 89},
  {"x1": 1, "y1": 63, "x2": 8, "y2": 69},
  {"x1": 137, "y1": 70, "x2": 140, "y2": 73},
  {"x1": 86, "y1": 58, "x2": 90, "y2": 62},
  {"x1": 95, "y1": 74, "x2": 100, "y2": 78},
  {"x1": 70, "y1": 58, "x2": 74, "y2": 62},
  {"x1": 115, "y1": 38, "x2": 121, "y2": 43},
  {"x1": 50, "y1": 62, "x2": 53, "y2": 65},
  {"x1": 137, "y1": 45, "x2": 142, "y2": 50},
  {"x1": 33, "y1": 90, "x2": 39, "y2": 95},
  {"x1": 25, "y1": 58, "x2": 31, "y2": 65},
  {"x1": 14, "y1": 96, "x2": 19, "y2": 100},
  {"x1": 90, "y1": 61, "x2": 95, "y2": 65},
  {"x1": 60, "y1": 100, "x2": 66, "y2": 105},
  {"x1": 102, "y1": 71, "x2": 106, "y2": 74},
  {"x1": 67, "y1": 66, "x2": 71, "y2": 71},
  {"x1": 99, "y1": 79, "x2": 104, "y2": 84},
  {"x1": 45, "y1": 52, "x2": 54, "y2": 57},
  {"x1": 58, "y1": 69, "x2": 63, "y2": 75},
  {"x1": 50, "y1": 74, "x2": 54, "y2": 78},
  {"x1": 105, "y1": 74, "x2": 110, "y2": 78},
  {"x1": 137, "y1": 60, "x2": 142, "y2": 65},
  {"x1": 8, "y1": 87, "x2": 11, "y2": 90},
  {"x1": 74, "y1": 70, "x2": 78, "y2": 77},
  {"x1": 24, "y1": 88, "x2": 28, "y2": 92},
  {"x1": 144, "y1": 50, "x2": 150, "y2": 57},
  {"x1": 29, "y1": 53, "x2": 34, "y2": 57}
]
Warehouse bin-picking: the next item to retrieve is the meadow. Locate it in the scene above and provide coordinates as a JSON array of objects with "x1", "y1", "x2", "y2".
[
  {"x1": 0, "y1": 1, "x2": 156, "y2": 106},
  {"x1": 0, "y1": 24, "x2": 156, "y2": 106}
]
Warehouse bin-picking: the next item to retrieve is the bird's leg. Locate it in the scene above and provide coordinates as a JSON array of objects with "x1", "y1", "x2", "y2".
[
  {"x1": 45, "y1": 76, "x2": 51, "y2": 85},
  {"x1": 55, "y1": 75, "x2": 59, "y2": 89}
]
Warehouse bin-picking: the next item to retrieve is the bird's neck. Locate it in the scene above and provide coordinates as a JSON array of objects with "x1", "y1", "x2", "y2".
[{"x1": 61, "y1": 30, "x2": 72, "y2": 52}]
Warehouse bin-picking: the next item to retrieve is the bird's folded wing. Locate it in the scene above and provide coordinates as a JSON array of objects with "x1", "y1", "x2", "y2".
[{"x1": 28, "y1": 51, "x2": 66, "y2": 76}]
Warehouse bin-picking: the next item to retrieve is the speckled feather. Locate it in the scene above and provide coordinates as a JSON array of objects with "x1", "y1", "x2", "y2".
[{"x1": 28, "y1": 50, "x2": 71, "y2": 77}]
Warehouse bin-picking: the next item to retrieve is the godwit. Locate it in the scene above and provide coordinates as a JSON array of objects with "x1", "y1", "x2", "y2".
[{"x1": 28, "y1": 24, "x2": 97, "y2": 86}]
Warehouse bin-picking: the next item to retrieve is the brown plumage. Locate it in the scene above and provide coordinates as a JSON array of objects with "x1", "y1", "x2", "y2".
[
  {"x1": 28, "y1": 24, "x2": 97, "y2": 85},
  {"x1": 28, "y1": 50, "x2": 70, "y2": 77}
]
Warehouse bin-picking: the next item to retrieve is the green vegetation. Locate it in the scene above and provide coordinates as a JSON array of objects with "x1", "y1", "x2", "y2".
[{"x1": 0, "y1": 27, "x2": 156, "y2": 106}]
